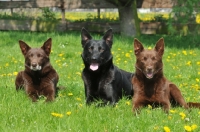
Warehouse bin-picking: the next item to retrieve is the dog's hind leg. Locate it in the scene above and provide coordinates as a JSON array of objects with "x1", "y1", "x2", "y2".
[
  {"x1": 161, "y1": 100, "x2": 170, "y2": 113},
  {"x1": 15, "y1": 71, "x2": 25, "y2": 90},
  {"x1": 169, "y1": 84, "x2": 189, "y2": 109}
]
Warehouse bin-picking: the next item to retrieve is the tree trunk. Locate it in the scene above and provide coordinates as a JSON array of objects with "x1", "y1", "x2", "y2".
[
  {"x1": 105, "y1": 0, "x2": 140, "y2": 37},
  {"x1": 132, "y1": 0, "x2": 141, "y2": 36},
  {"x1": 118, "y1": 5, "x2": 136, "y2": 37}
]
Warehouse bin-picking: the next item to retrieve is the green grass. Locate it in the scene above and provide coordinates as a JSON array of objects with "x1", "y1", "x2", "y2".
[{"x1": 0, "y1": 31, "x2": 200, "y2": 132}]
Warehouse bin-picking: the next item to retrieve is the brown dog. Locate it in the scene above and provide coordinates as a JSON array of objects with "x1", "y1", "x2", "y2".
[
  {"x1": 132, "y1": 38, "x2": 200, "y2": 114},
  {"x1": 15, "y1": 38, "x2": 59, "y2": 102}
]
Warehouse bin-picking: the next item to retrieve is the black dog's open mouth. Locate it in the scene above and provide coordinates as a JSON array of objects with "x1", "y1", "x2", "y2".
[{"x1": 90, "y1": 63, "x2": 99, "y2": 71}]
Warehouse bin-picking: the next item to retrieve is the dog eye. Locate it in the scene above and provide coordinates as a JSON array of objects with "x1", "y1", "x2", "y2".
[
  {"x1": 29, "y1": 54, "x2": 33, "y2": 57},
  {"x1": 143, "y1": 57, "x2": 147, "y2": 60},
  {"x1": 152, "y1": 57, "x2": 156, "y2": 60},
  {"x1": 37, "y1": 54, "x2": 41, "y2": 57},
  {"x1": 88, "y1": 46, "x2": 93, "y2": 52},
  {"x1": 99, "y1": 47, "x2": 104, "y2": 52}
]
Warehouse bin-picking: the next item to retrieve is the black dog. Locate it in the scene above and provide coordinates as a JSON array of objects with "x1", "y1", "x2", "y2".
[{"x1": 81, "y1": 28, "x2": 133, "y2": 105}]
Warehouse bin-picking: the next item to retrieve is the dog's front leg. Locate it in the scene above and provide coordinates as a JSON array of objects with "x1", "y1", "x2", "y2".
[
  {"x1": 23, "y1": 74, "x2": 39, "y2": 102},
  {"x1": 40, "y1": 80, "x2": 56, "y2": 102},
  {"x1": 132, "y1": 99, "x2": 144, "y2": 115},
  {"x1": 86, "y1": 89, "x2": 96, "y2": 105},
  {"x1": 25, "y1": 85, "x2": 39, "y2": 102}
]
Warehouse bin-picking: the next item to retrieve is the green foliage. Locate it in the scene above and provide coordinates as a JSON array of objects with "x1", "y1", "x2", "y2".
[
  {"x1": 41, "y1": 7, "x2": 56, "y2": 20},
  {"x1": 167, "y1": 0, "x2": 200, "y2": 35},
  {"x1": 0, "y1": 12, "x2": 32, "y2": 20},
  {"x1": 0, "y1": 31, "x2": 200, "y2": 131}
]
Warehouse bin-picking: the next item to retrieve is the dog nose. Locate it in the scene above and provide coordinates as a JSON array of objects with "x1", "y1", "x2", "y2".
[
  {"x1": 91, "y1": 56, "x2": 97, "y2": 61},
  {"x1": 147, "y1": 66, "x2": 153, "y2": 71},
  {"x1": 32, "y1": 63, "x2": 37, "y2": 67}
]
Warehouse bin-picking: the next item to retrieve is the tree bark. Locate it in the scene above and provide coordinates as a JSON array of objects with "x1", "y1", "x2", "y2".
[
  {"x1": 118, "y1": 5, "x2": 136, "y2": 37},
  {"x1": 105, "y1": 0, "x2": 140, "y2": 37}
]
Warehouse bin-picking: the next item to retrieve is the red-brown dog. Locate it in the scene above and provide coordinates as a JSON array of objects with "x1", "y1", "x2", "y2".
[
  {"x1": 15, "y1": 38, "x2": 59, "y2": 102},
  {"x1": 132, "y1": 38, "x2": 200, "y2": 114}
]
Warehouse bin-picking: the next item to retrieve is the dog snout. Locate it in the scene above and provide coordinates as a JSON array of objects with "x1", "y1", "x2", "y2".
[
  {"x1": 146, "y1": 66, "x2": 153, "y2": 72},
  {"x1": 91, "y1": 56, "x2": 98, "y2": 62},
  {"x1": 31, "y1": 62, "x2": 37, "y2": 67}
]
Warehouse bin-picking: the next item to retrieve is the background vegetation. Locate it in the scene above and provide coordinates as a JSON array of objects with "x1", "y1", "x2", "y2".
[
  {"x1": 0, "y1": 31, "x2": 200, "y2": 132},
  {"x1": 0, "y1": 8, "x2": 199, "y2": 24}
]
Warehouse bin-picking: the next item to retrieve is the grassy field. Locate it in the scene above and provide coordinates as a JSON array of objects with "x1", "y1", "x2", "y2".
[{"x1": 0, "y1": 31, "x2": 200, "y2": 132}]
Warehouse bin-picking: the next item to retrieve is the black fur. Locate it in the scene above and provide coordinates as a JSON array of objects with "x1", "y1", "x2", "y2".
[{"x1": 81, "y1": 28, "x2": 133, "y2": 105}]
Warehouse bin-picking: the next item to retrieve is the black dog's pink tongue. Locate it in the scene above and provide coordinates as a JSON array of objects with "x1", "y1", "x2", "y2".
[{"x1": 90, "y1": 63, "x2": 99, "y2": 71}]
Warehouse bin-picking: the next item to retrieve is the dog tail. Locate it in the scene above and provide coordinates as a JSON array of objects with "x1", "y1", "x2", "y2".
[{"x1": 187, "y1": 102, "x2": 200, "y2": 108}]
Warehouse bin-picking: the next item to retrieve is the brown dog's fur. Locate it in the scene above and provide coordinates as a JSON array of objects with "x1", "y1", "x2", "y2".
[
  {"x1": 132, "y1": 38, "x2": 200, "y2": 114},
  {"x1": 15, "y1": 38, "x2": 59, "y2": 102}
]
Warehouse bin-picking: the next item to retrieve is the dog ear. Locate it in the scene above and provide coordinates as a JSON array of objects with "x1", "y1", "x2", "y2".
[
  {"x1": 155, "y1": 38, "x2": 165, "y2": 56},
  {"x1": 19, "y1": 40, "x2": 31, "y2": 56},
  {"x1": 81, "y1": 28, "x2": 92, "y2": 48},
  {"x1": 134, "y1": 39, "x2": 144, "y2": 55},
  {"x1": 103, "y1": 29, "x2": 113, "y2": 48},
  {"x1": 41, "y1": 38, "x2": 52, "y2": 56}
]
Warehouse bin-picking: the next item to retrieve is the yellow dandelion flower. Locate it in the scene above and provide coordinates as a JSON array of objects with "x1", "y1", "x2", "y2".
[
  {"x1": 154, "y1": 126, "x2": 159, "y2": 130},
  {"x1": 7, "y1": 73, "x2": 12, "y2": 76},
  {"x1": 186, "y1": 61, "x2": 191, "y2": 66},
  {"x1": 51, "y1": 112, "x2": 63, "y2": 118},
  {"x1": 163, "y1": 126, "x2": 170, "y2": 132},
  {"x1": 168, "y1": 116, "x2": 172, "y2": 120},
  {"x1": 182, "y1": 50, "x2": 187, "y2": 55},
  {"x1": 148, "y1": 46, "x2": 152, "y2": 49},
  {"x1": 58, "y1": 53, "x2": 64, "y2": 57},
  {"x1": 58, "y1": 93, "x2": 64, "y2": 97},
  {"x1": 126, "y1": 101, "x2": 130, "y2": 105},
  {"x1": 198, "y1": 72, "x2": 200, "y2": 75},
  {"x1": 13, "y1": 72, "x2": 18, "y2": 76},
  {"x1": 196, "y1": 13, "x2": 200, "y2": 24},
  {"x1": 79, "y1": 104, "x2": 83, "y2": 107},
  {"x1": 184, "y1": 125, "x2": 192, "y2": 132},
  {"x1": 76, "y1": 72, "x2": 81, "y2": 76},
  {"x1": 170, "y1": 109, "x2": 176, "y2": 113},
  {"x1": 191, "y1": 124, "x2": 197, "y2": 130},
  {"x1": 5, "y1": 63, "x2": 9, "y2": 67},
  {"x1": 125, "y1": 53, "x2": 130, "y2": 58},
  {"x1": 196, "y1": 78, "x2": 199, "y2": 82},
  {"x1": 66, "y1": 111, "x2": 72, "y2": 116},
  {"x1": 68, "y1": 93, "x2": 73, "y2": 96},
  {"x1": 76, "y1": 98, "x2": 81, "y2": 101},
  {"x1": 197, "y1": 62, "x2": 200, "y2": 65},
  {"x1": 179, "y1": 112, "x2": 186, "y2": 119}
]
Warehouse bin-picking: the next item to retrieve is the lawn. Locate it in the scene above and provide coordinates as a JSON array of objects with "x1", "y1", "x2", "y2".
[{"x1": 0, "y1": 30, "x2": 200, "y2": 132}]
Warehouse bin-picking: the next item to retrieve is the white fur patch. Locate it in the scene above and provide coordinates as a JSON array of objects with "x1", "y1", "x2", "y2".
[{"x1": 30, "y1": 65, "x2": 42, "y2": 71}]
